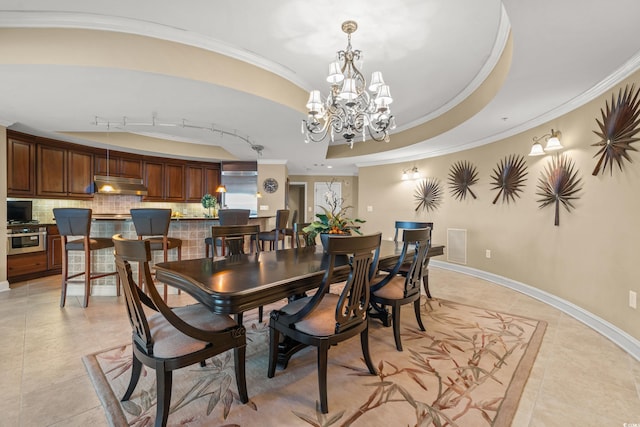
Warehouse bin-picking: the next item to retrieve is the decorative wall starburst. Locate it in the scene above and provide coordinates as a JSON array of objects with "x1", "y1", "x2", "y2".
[
  {"x1": 490, "y1": 154, "x2": 528, "y2": 204},
  {"x1": 448, "y1": 160, "x2": 478, "y2": 200},
  {"x1": 414, "y1": 178, "x2": 443, "y2": 212},
  {"x1": 536, "y1": 154, "x2": 582, "y2": 226},
  {"x1": 591, "y1": 84, "x2": 640, "y2": 176}
]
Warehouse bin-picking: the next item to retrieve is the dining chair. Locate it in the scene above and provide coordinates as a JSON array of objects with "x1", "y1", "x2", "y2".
[
  {"x1": 254, "y1": 209, "x2": 289, "y2": 251},
  {"x1": 267, "y1": 232, "x2": 382, "y2": 414},
  {"x1": 388, "y1": 220, "x2": 434, "y2": 297},
  {"x1": 369, "y1": 227, "x2": 431, "y2": 351},
  {"x1": 293, "y1": 222, "x2": 315, "y2": 248},
  {"x1": 210, "y1": 225, "x2": 264, "y2": 323},
  {"x1": 282, "y1": 210, "x2": 298, "y2": 248},
  {"x1": 130, "y1": 208, "x2": 183, "y2": 301},
  {"x1": 112, "y1": 234, "x2": 248, "y2": 427},
  {"x1": 204, "y1": 209, "x2": 250, "y2": 257},
  {"x1": 53, "y1": 208, "x2": 119, "y2": 308}
]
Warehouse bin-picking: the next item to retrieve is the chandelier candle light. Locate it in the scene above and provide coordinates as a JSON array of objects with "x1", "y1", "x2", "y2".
[{"x1": 302, "y1": 20, "x2": 396, "y2": 148}]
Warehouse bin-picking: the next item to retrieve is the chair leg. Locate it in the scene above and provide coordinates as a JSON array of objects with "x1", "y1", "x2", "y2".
[
  {"x1": 360, "y1": 327, "x2": 377, "y2": 375},
  {"x1": 414, "y1": 298, "x2": 426, "y2": 331},
  {"x1": 235, "y1": 312, "x2": 244, "y2": 325},
  {"x1": 258, "y1": 306, "x2": 264, "y2": 323},
  {"x1": 392, "y1": 305, "x2": 403, "y2": 351},
  {"x1": 156, "y1": 368, "x2": 172, "y2": 427},
  {"x1": 83, "y1": 246, "x2": 91, "y2": 308},
  {"x1": 267, "y1": 324, "x2": 279, "y2": 378},
  {"x1": 122, "y1": 354, "x2": 142, "y2": 401},
  {"x1": 60, "y1": 243, "x2": 68, "y2": 308},
  {"x1": 318, "y1": 342, "x2": 329, "y2": 414},
  {"x1": 234, "y1": 345, "x2": 249, "y2": 403}
]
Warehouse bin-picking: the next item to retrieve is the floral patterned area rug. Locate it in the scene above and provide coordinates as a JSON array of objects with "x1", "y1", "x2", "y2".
[{"x1": 83, "y1": 298, "x2": 546, "y2": 426}]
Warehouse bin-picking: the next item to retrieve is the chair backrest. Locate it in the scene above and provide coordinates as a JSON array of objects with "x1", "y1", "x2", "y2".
[
  {"x1": 293, "y1": 222, "x2": 315, "y2": 248},
  {"x1": 53, "y1": 208, "x2": 92, "y2": 236},
  {"x1": 112, "y1": 234, "x2": 158, "y2": 355},
  {"x1": 211, "y1": 225, "x2": 261, "y2": 256},
  {"x1": 374, "y1": 227, "x2": 431, "y2": 298},
  {"x1": 130, "y1": 208, "x2": 172, "y2": 237},
  {"x1": 218, "y1": 209, "x2": 250, "y2": 226},
  {"x1": 393, "y1": 221, "x2": 433, "y2": 242},
  {"x1": 274, "y1": 209, "x2": 290, "y2": 230},
  {"x1": 284, "y1": 233, "x2": 382, "y2": 334}
]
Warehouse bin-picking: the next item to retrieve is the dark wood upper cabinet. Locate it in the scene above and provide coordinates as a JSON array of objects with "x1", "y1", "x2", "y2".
[
  {"x1": 67, "y1": 150, "x2": 94, "y2": 197},
  {"x1": 7, "y1": 137, "x2": 36, "y2": 196},
  {"x1": 95, "y1": 152, "x2": 142, "y2": 179},
  {"x1": 164, "y1": 163, "x2": 185, "y2": 201},
  {"x1": 204, "y1": 165, "x2": 221, "y2": 195},
  {"x1": 143, "y1": 161, "x2": 165, "y2": 201},
  {"x1": 37, "y1": 144, "x2": 67, "y2": 197},
  {"x1": 186, "y1": 165, "x2": 205, "y2": 202}
]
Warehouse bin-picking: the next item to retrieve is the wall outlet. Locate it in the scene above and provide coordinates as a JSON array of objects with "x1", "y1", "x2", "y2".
[
  {"x1": 485, "y1": 249, "x2": 491, "y2": 259},
  {"x1": 259, "y1": 205, "x2": 269, "y2": 211},
  {"x1": 367, "y1": 205, "x2": 373, "y2": 212},
  {"x1": 629, "y1": 290, "x2": 637, "y2": 309}
]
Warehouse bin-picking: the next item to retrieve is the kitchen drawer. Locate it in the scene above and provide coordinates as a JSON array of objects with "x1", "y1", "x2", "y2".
[{"x1": 7, "y1": 251, "x2": 47, "y2": 278}]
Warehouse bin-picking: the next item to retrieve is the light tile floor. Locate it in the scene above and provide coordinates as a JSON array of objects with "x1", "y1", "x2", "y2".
[{"x1": 1, "y1": 268, "x2": 639, "y2": 426}]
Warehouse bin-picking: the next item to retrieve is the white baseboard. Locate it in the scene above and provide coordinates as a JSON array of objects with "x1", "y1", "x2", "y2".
[
  {"x1": 0, "y1": 280, "x2": 9, "y2": 292},
  {"x1": 431, "y1": 260, "x2": 640, "y2": 362}
]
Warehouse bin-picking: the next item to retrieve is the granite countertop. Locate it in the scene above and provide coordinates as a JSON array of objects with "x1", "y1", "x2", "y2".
[{"x1": 90, "y1": 214, "x2": 272, "y2": 221}]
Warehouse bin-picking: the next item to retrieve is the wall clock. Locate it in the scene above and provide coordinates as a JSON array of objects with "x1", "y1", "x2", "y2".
[{"x1": 263, "y1": 178, "x2": 279, "y2": 193}]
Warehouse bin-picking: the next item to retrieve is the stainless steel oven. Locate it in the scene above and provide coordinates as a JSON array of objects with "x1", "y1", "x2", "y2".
[{"x1": 7, "y1": 226, "x2": 47, "y2": 255}]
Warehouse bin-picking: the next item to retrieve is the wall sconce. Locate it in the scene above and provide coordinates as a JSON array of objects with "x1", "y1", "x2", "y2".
[
  {"x1": 402, "y1": 166, "x2": 420, "y2": 180},
  {"x1": 529, "y1": 129, "x2": 563, "y2": 156}
]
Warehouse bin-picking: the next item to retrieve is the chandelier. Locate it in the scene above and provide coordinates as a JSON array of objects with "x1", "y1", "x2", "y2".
[{"x1": 302, "y1": 20, "x2": 396, "y2": 148}]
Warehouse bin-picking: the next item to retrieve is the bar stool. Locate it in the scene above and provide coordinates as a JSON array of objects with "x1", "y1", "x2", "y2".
[
  {"x1": 130, "y1": 208, "x2": 183, "y2": 301},
  {"x1": 53, "y1": 208, "x2": 119, "y2": 308}
]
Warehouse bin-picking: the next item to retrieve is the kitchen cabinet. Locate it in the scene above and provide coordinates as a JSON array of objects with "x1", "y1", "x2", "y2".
[
  {"x1": 143, "y1": 161, "x2": 165, "y2": 201},
  {"x1": 47, "y1": 225, "x2": 62, "y2": 272},
  {"x1": 185, "y1": 164, "x2": 221, "y2": 202},
  {"x1": 7, "y1": 137, "x2": 36, "y2": 196},
  {"x1": 36, "y1": 145, "x2": 94, "y2": 199},
  {"x1": 95, "y1": 152, "x2": 143, "y2": 179},
  {"x1": 165, "y1": 163, "x2": 185, "y2": 201},
  {"x1": 7, "y1": 252, "x2": 48, "y2": 281}
]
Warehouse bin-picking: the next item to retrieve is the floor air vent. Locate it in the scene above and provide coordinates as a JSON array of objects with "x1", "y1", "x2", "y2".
[{"x1": 447, "y1": 228, "x2": 467, "y2": 264}]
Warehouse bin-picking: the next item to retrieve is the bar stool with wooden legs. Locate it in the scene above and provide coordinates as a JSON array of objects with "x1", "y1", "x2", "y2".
[
  {"x1": 130, "y1": 208, "x2": 183, "y2": 301},
  {"x1": 53, "y1": 208, "x2": 119, "y2": 308}
]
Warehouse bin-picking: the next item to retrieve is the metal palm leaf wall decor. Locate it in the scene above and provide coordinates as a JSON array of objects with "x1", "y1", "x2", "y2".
[
  {"x1": 448, "y1": 160, "x2": 479, "y2": 200},
  {"x1": 414, "y1": 177, "x2": 443, "y2": 212},
  {"x1": 591, "y1": 84, "x2": 640, "y2": 176},
  {"x1": 490, "y1": 154, "x2": 528, "y2": 204},
  {"x1": 536, "y1": 154, "x2": 582, "y2": 226}
]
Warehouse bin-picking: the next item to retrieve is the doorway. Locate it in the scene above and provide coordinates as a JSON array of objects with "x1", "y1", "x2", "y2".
[{"x1": 288, "y1": 182, "x2": 307, "y2": 223}]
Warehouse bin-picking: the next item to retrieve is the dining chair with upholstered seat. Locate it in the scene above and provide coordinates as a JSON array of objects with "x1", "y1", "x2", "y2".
[
  {"x1": 254, "y1": 209, "x2": 289, "y2": 251},
  {"x1": 112, "y1": 234, "x2": 248, "y2": 427},
  {"x1": 205, "y1": 209, "x2": 250, "y2": 257},
  {"x1": 53, "y1": 208, "x2": 119, "y2": 308},
  {"x1": 282, "y1": 210, "x2": 298, "y2": 248},
  {"x1": 130, "y1": 208, "x2": 183, "y2": 301},
  {"x1": 369, "y1": 227, "x2": 431, "y2": 351},
  {"x1": 387, "y1": 221, "x2": 434, "y2": 297},
  {"x1": 293, "y1": 222, "x2": 315, "y2": 248},
  {"x1": 267, "y1": 233, "x2": 382, "y2": 414},
  {"x1": 211, "y1": 225, "x2": 263, "y2": 323}
]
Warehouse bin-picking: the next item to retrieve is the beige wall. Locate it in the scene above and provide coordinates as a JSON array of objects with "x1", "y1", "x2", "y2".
[
  {"x1": 257, "y1": 163, "x2": 288, "y2": 229},
  {"x1": 358, "y1": 71, "x2": 640, "y2": 341}
]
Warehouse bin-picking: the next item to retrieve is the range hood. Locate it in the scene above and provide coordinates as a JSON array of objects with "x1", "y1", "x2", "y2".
[{"x1": 94, "y1": 175, "x2": 148, "y2": 196}]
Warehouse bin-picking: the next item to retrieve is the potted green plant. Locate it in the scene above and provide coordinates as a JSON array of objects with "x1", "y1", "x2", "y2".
[
  {"x1": 303, "y1": 181, "x2": 365, "y2": 250},
  {"x1": 201, "y1": 193, "x2": 218, "y2": 218}
]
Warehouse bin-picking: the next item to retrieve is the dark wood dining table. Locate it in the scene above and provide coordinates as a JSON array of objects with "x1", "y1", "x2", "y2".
[{"x1": 154, "y1": 240, "x2": 445, "y2": 316}]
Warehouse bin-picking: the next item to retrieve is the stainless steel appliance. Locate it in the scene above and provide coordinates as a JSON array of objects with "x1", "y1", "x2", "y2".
[{"x1": 7, "y1": 225, "x2": 47, "y2": 255}]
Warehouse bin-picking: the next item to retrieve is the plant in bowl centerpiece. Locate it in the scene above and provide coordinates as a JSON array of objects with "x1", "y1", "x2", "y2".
[
  {"x1": 201, "y1": 193, "x2": 218, "y2": 218},
  {"x1": 303, "y1": 181, "x2": 365, "y2": 249}
]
